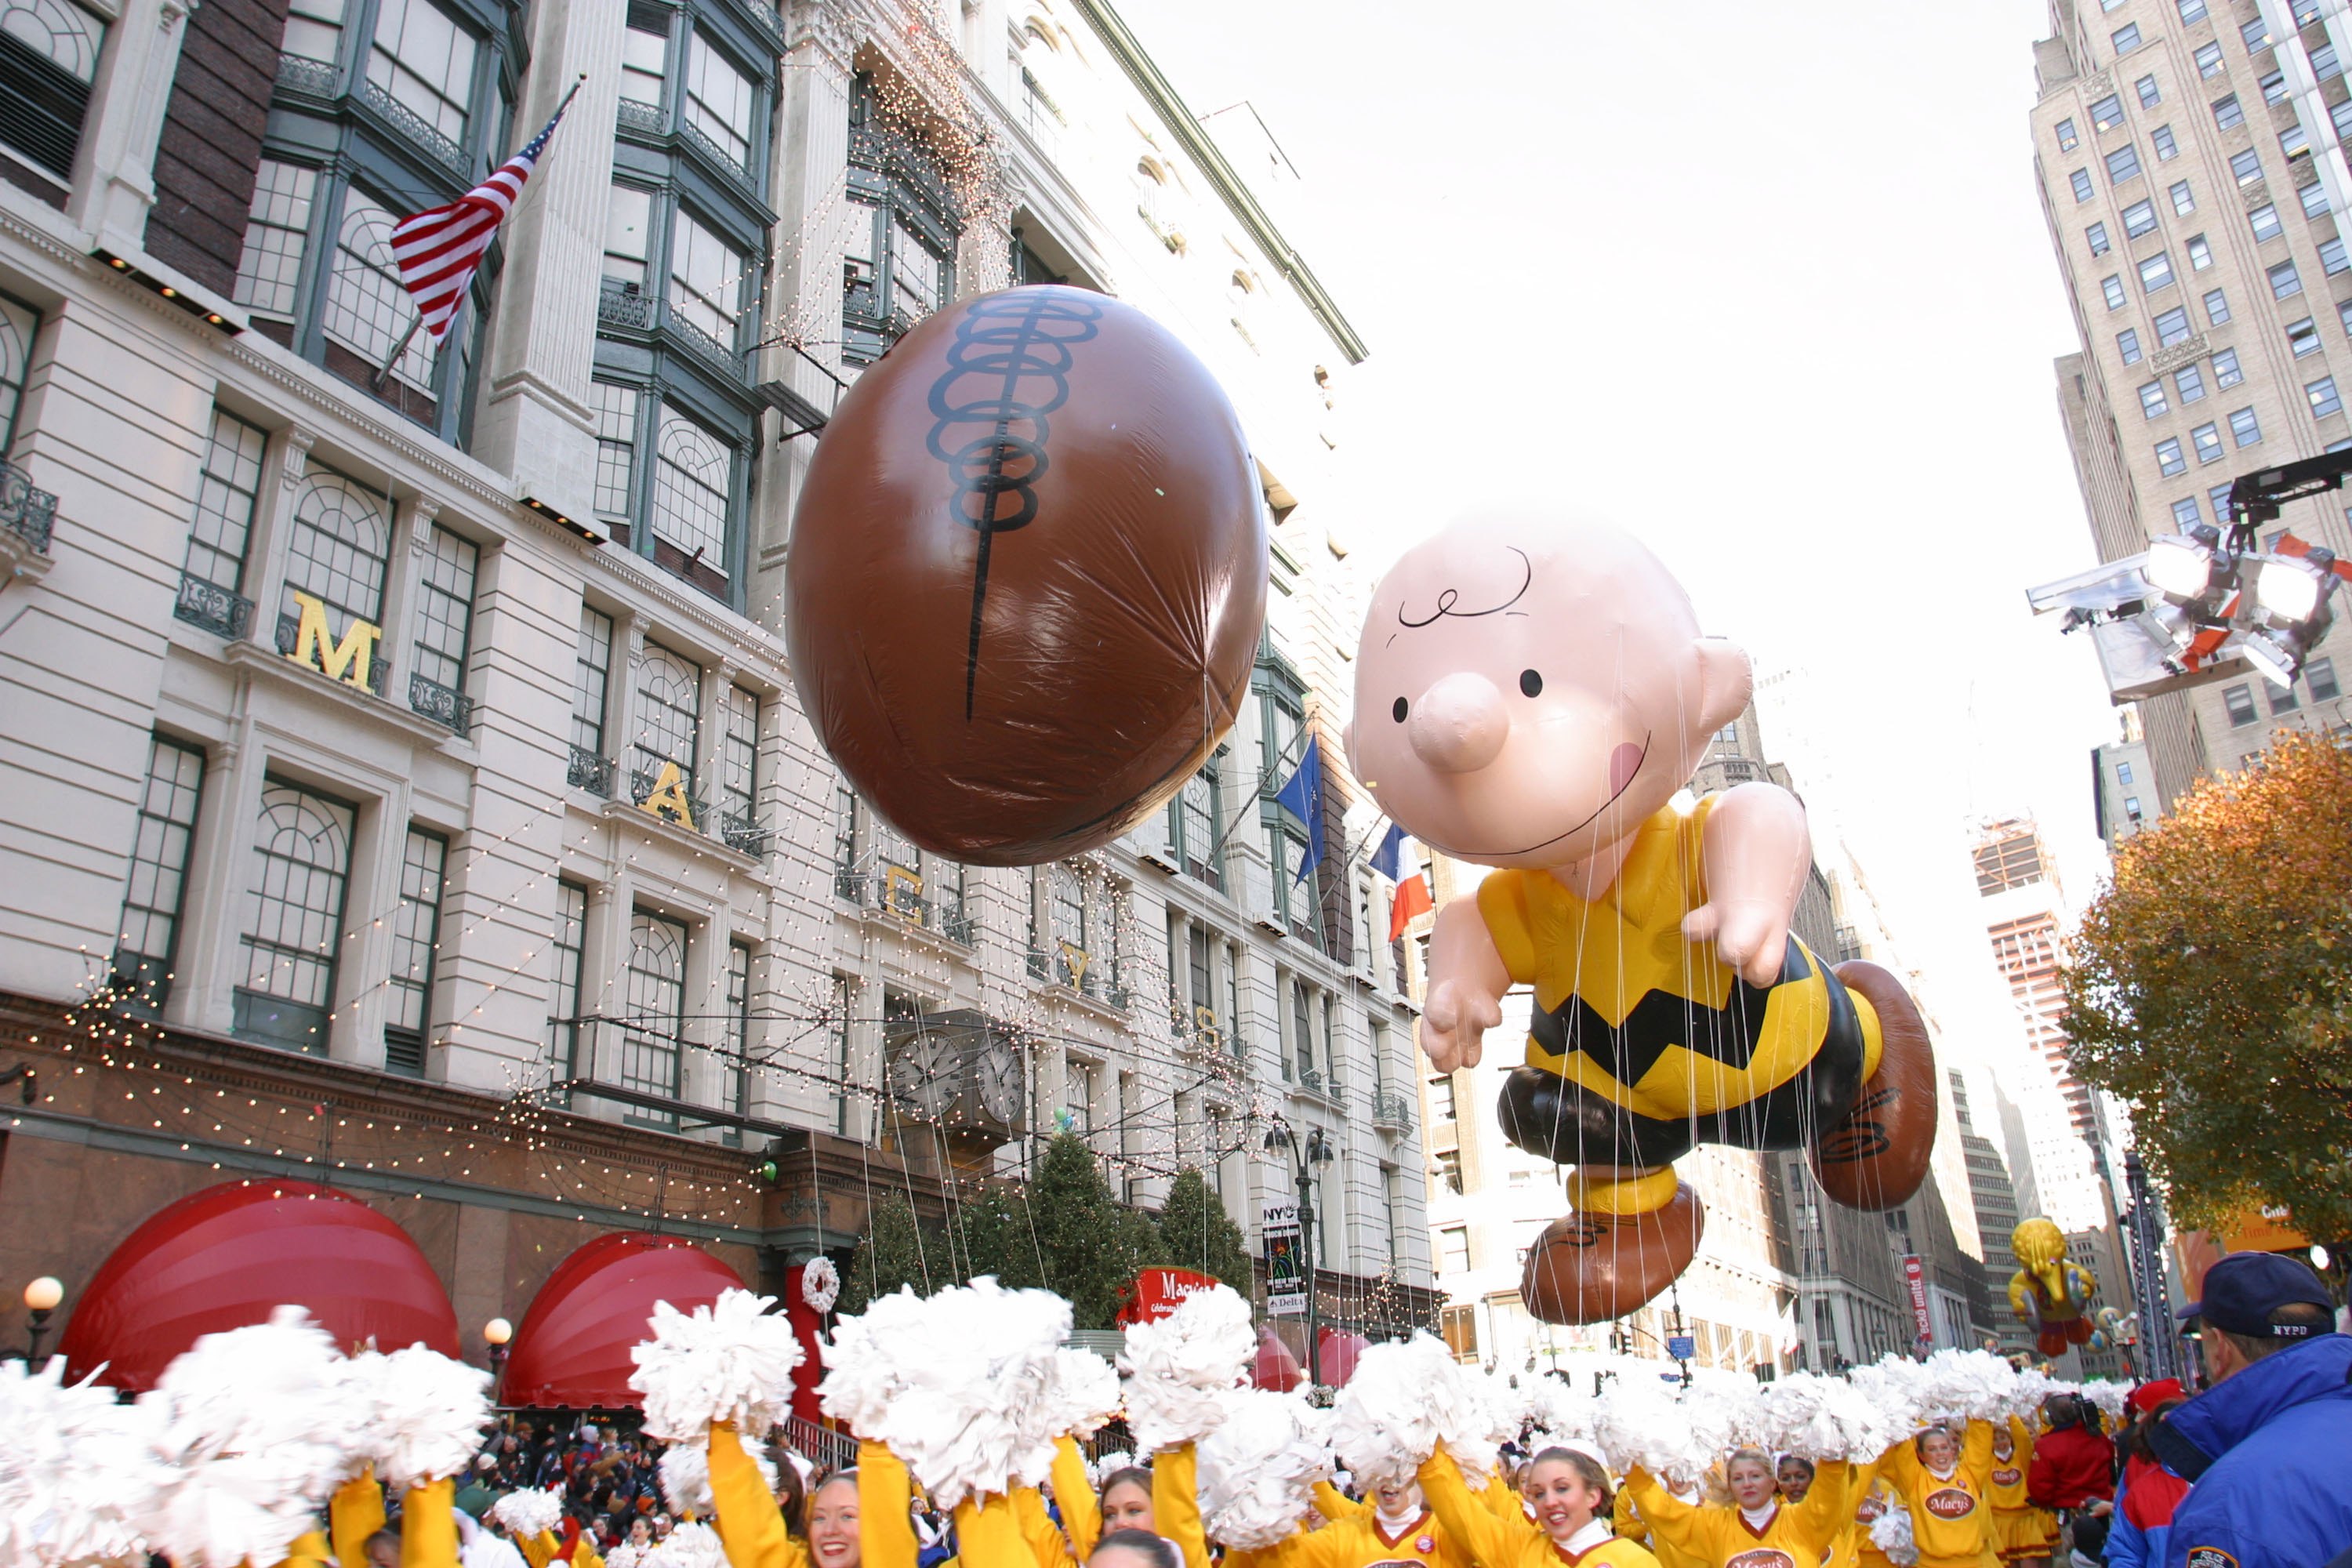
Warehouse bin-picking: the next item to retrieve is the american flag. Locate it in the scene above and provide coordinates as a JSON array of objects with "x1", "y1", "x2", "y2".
[{"x1": 391, "y1": 81, "x2": 580, "y2": 345}]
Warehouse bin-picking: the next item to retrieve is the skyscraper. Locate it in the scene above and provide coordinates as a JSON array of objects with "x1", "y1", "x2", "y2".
[{"x1": 2031, "y1": 0, "x2": 2352, "y2": 826}]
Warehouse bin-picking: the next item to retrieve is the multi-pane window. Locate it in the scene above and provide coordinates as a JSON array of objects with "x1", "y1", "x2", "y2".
[
  {"x1": 2155, "y1": 125, "x2": 2179, "y2": 161},
  {"x1": 683, "y1": 34, "x2": 755, "y2": 172},
  {"x1": 591, "y1": 380, "x2": 640, "y2": 521},
  {"x1": 2286, "y1": 119, "x2": 2314, "y2": 158},
  {"x1": 2196, "y1": 41, "x2": 2225, "y2": 78},
  {"x1": 114, "y1": 735, "x2": 205, "y2": 1013},
  {"x1": 237, "y1": 778, "x2": 356, "y2": 1054},
  {"x1": 2155, "y1": 305, "x2": 2192, "y2": 345},
  {"x1": 2188, "y1": 233, "x2": 2212, "y2": 269},
  {"x1": 384, "y1": 826, "x2": 446, "y2": 1076},
  {"x1": 666, "y1": 207, "x2": 745, "y2": 348},
  {"x1": 634, "y1": 641, "x2": 702, "y2": 805},
  {"x1": 2204, "y1": 286, "x2": 2230, "y2": 323},
  {"x1": 0, "y1": 0, "x2": 107, "y2": 180},
  {"x1": 620, "y1": 909, "x2": 687, "y2": 1113},
  {"x1": 2107, "y1": 143, "x2": 2142, "y2": 184},
  {"x1": 2169, "y1": 180, "x2": 2194, "y2": 214},
  {"x1": 2270, "y1": 678, "x2": 2301, "y2": 714},
  {"x1": 180, "y1": 407, "x2": 269, "y2": 628},
  {"x1": 572, "y1": 606, "x2": 613, "y2": 768},
  {"x1": 2224, "y1": 684, "x2": 2259, "y2": 726},
  {"x1": 2263, "y1": 69, "x2": 2290, "y2": 103},
  {"x1": 2307, "y1": 656, "x2": 2341, "y2": 700},
  {"x1": 2172, "y1": 497, "x2": 2203, "y2": 528},
  {"x1": 2092, "y1": 93, "x2": 2125, "y2": 132},
  {"x1": 1170, "y1": 753, "x2": 1224, "y2": 887},
  {"x1": 2325, "y1": 236, "x2": 2350, "y2": 274},
  {"x1": 2103, "y1": 274, "x2": 2127, "y2": 309},
  {"x1": 2072, "y1": 168, "x2": 2096, "y2": 202},
  {"x1": 548, "y1": 879, "x2": 586, "y2": 1073},
  {"x1": 828, "y1": 972, "x2": 851, "y2": 1134},
  {"x1": 2057, "y1": 117, "x2": 2079, "y2": 151},
  {"x1": 2216, "y1": 346, "x2": 2243, "y2": 386},
  {"x1": 2250, "y1": 203, "x2": 2283, "y2": 241},
  {"x1": 2230, "y1": 405, "x2": 2263, "y2": 445},
  {"x1": 2192, "y1": 422, "x2": 2223, "y2": 463},
  {"x1": 0, "y1": 294, "x2": 32, "y2": 453},
  {"x1": 2289, "y1": 316, "x2": 2323, "y2": 356},
  {"x1": 2136, "y1": 74, "x2": 2161, "y2": 110},
  {"x1": 324, "y1": 191, "x2": 437, "y2": 390},
  {"x1": 365, "y1": 0, "x2": 477, "y2": 149},
  {"x1": 2302, "y1": 180, "x2": 2331, "y2": 218},
  {"x1": 843, "y1": 74, "x2": 960, "y2": 363},
  {"x1": 1188, "y1": 925, "x2": 1214, "y2": 1037},
  {"x1": 2140, "y1": 379, "x2": 2169, "y2": 419},
  {"x1": 2119, "y1": 328, "x2": 2143, "y2": 364},
  {"x1": 2178, "y1": 0, "x2": 2208, "y2": 27},
  {"x1": 2244, "y1": 16, "x2": 2271, "y2": 52},
  {"x1": 2158, "y1": 436, "x2": 2187, "y2": 476},
  {"x1": 282, "y1": 0, "x2": 343, "y2": 64},
  {"x1": 2088, "y1": 221, "x2": 2112, "y2": 256},
  {"x1": 717, "y1": 938, "x2": 750, "y2": 1121},
  {"x1": 2123, "y1": 198, "x2": 2158, "y2": 238},
  {"x1": 2342, "y1": 299, "x2": 2352, "y2": 339},
  {"x1": 2317, "y1": 41, "x2": 2343, "y2": 80},
  {"x1": 2232, "y1": 148, "x2": 2264, "y2": 186},
  {"x1": 232, "y1": 162, "x2": 319, "y2": 318},
  {"x1": 2140, "y1": 252, "x2": 2175, "y2": 292},
  {"x1": 410, "y1": 524, "x2": 476, "y2": 730},
  {"x1": 2177, "y1": 361, "x2": 2207, "y2": 403},
  {"x1": 1290, "y1": 977, "x2": 1314, "y2": 1080},
  {"x1": 2210, "y1": 482, "x2": 2234, "y2": 519},
  {"x1": 716, "y1": 681, "x2": 758, "y2": 836},
  {"x1": 2214, "y1": 93, "x2": 2245, "y2": 130},
  {"x1": 280, "y1": 463, "x2": 392, "y2": 684},
  {"x1": 2113, "y1": 22, "x2": 2142, "y2": 54},
  {"x1": 649, "y1": 403, "x2": 732, "y2": 575},
  {"x1": 620, "y1": 5, "x2": 666, "y2": 107}
]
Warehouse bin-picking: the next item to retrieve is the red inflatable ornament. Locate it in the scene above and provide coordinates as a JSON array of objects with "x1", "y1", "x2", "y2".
[
  {"x1": 499, "y1": 1231, "x2": 743, "y2": 1409},
  {"x1": 786, "y1": 285, "x2": 1265, "y2": 865}
]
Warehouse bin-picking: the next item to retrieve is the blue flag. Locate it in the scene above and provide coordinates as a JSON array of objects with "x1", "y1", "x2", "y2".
[
  {"x1": 1369, "y1": 822, "x2": 1406, "y2": 881},
  {"x1": 1272, "y1": 735, "x2": 1326, "y2": 885}
]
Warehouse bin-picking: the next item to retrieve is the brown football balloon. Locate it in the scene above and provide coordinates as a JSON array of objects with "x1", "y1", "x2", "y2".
[{"x1": 786, "y1": 285, "x2": 1266, "y2": 865}]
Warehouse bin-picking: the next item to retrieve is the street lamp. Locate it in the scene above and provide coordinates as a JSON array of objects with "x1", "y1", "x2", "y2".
[
  {"x1": 1265, "y1": 1120, "x2": 1337, "y2": 1385},
  {"x1": 22, "y1": 1276, "x2": 62, "y2": 1363},
  {"x1": 484, "y1": 1317, "x2": 512, "y2": 1392}
]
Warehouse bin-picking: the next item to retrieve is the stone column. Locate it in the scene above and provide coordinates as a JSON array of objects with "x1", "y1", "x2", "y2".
[
  {"x1": 71, "y1": 0, "x2": 193, "y2": 254},
  {"x1": 175, "y1": 683, "x2": 264, "y2": 1036}
]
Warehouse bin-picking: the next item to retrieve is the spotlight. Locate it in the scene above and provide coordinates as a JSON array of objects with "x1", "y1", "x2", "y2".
[
  {"x1": 2146, "y1": 526, "x2": 2237, "y2": 606},
  {"x1": 2258, "y1": 552, "x2": 2332, "y2": 622}
]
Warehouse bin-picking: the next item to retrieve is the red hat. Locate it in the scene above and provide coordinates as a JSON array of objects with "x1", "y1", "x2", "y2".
[{"x1": 2127, "y1": 1377, "x2": 2185, "y2": 1414}]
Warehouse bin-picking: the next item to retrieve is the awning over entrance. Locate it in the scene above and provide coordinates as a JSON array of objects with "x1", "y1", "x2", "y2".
[
  {"x1": 499, "y1": 1231, "x2": 744, "y2": 1409},
  {"x1": 56, "y1": 1178, "x2": 460, "y2": 1391}
]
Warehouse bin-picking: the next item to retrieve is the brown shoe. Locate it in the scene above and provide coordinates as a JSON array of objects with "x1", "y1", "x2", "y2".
[
  {"x1": 1521, "y1": 1185, "x2": 1705, "y2": 1326},
  {"x1": 1809, "y1": 960, "x2": 1938, "y2": 1211}
]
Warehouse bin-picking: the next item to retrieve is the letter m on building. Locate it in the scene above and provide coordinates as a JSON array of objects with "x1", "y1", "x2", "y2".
[{"x1": 286, "y1": 590, "x2": 383, "y2": 689}]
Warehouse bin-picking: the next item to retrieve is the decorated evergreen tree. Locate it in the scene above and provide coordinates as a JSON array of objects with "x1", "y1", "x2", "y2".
[
  {"x1": 1156, "y1": 1166, "x2": 1255, "y2": 1293},
  {"x1": 837, "y1": 1189, "x2": 949, "y2": 1317},
  {"x1": 1022, "y1": 1131, "x2": 1163, "y2": 1329}
]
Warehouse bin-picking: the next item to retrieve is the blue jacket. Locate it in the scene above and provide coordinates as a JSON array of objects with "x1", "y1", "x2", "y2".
[{"x1": 2154, "y1": 1333, "x2": 2352, "y2": 1568}]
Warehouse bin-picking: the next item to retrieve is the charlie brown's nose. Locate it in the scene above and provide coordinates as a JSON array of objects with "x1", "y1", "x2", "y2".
[{"x1": 1408, "y1": 671, "x2": 1509, "y2": 773}]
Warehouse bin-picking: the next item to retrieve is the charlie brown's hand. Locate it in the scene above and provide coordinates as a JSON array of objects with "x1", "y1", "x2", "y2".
[
  {"x1": 1682, "y1": 898, "x2": 1790, "y2": 989},
  {"x1": 1419, "y1": 980, "x2": 1501, "y2": 1072}
]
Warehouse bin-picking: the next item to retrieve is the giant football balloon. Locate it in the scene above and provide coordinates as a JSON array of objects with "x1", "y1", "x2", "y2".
[{"x1": 786, "y1": 285, "x2": 1265, "y2": 865}]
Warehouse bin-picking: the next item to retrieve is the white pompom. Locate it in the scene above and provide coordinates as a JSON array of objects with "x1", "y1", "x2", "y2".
[
  {"x1": 630, "y1": 1289, "x2": 804, "y2": 1443},
  {"x1": 488, "y1": 1489, "x2": 564, "y2": 1539},
  {"x1": 658, "y1": 1436, "x2": 776, "y2": 1515},
  {"x1": 349, "y1": 1345, "x2": 493, "y2": 1490},
  {"x1": 1040, "y1": 1347, "x2": 1121, "y2": 1441},
  {"x1": 135, "y1": 1307, "x2": 358, "y2": 1568},
  {"x1": 1087, "y1": 1450, "x2": 1136, "y2": 1486},
  {"x1": 816, "y1": 1286, "x2": 922, "y2": 1439},
  {"x1": 1588, "y1": 1375, "x2": 1702, "y2": 1486},
  {"x1": 640, "y1": 1521, "x2": 724, "y2": 1568},
  {"x1": 2078, "y1": 1381, "x2": 2130, "y2": 1421},
  {"x1": 1195, "y1": 1390, "x2": 1332, "y2": 1551},
  {"x1": 1870, "y1": 1504, "x2": 1918, "y2": 1566},
  {"x1": 1328, "y1": 1334, "x2": 1495, "y2": 1489},
  {"x1": 801, "y1": 1258, "x2": 841, "y2": 1316},
  {"x1": 0, "y1": 1356, "x2": 163, "y2": 1568},
  {"x1": 1749, "y1": 1371, "x2": 1900, "y2": 1462},
  {"x1": 1118, "y1": 1284, "x2": 1255, "y2": 1456},
  {"x1": 604, "y1": 1546, "x2": 641, "y2": 1568}
]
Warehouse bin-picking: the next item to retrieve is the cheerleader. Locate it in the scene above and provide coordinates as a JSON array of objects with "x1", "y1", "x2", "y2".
[
  {"x1": 1621, "y1": 1450, "x2": 1867, "y2": 1568},
  {"x1": 1872, "y1": 1421, "x2": 1997, "y2": 1568},
  {"x1": 1229, "y1": 1475, "x2": 1461, "y2": 1568},
  {"x1": 1986, "y1": 1417, "x2": 2047, "y2": 1568},
  {"x1": 1611, "y1": 1473, "x2": 1707, "y2": 1568},
  {"x1": 1419, "y1": 1445, "x2": 1661, "y2": 1568}
]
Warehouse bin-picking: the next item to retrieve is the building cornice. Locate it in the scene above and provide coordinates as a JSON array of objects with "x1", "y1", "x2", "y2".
[{"x1": 1064, "y1": 0, "x2": 1368, "y2": 365}]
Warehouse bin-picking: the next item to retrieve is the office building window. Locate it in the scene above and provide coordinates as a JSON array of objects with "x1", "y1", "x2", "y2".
[
  {"x1": 2123, "y1": 198, "x2": 2158, "y2": 238},
  {"x1": 2119, "y1": 328, "x2": 2143, "y2": 364},
  {"x1": 232, "y1": 162, "x2": 318, "y2": 319},
  {"x1": 2088, "y1": 221, "x2": 2111, "y2": 256},
  {"x1": 591, "y1": 380, "x2": 640, "y2": 523},
  {"x1": 235, "y1": 778, "x2": 356, "y2": 1054},
  {"x1": 2204, "y1": 286, "x2": 2230, "y2": 324},
  {"x1": 620, "y1": 909, "x2": 687, "y2": 1112},
  {"x1": 2245, "y1": 16, "x2": 2274, "y2": 51},
  {"x1": 620, "y1": 9, "x2": 665, "y2": 106},
  {"x1": 2213, "y1": 93, "x2": 2245, "y2": 130},
  {"x1": 1290, "y1": 975, "x2": 1313, "y2": 1079},
  {"x1": 2209, "y1": 482, "x2": 2234, "y2": 519},
  {"x1": 2140, "y1": 251, "x2": 2176, "y2": 292},
  {"x1": 2230, "y1": 405, "x2": 2263, "y2": 445},
  {"x1": 2304, "y1": 178, "x2": 2334, "y2": 219},
  {"x1": 2187, "y1": 232, "x2": 2212, "y2": 269},
  {"x1": 572, "y1": 606, "x2": 612, "y2": 772},
  {"x1": 2072, "y1": 168, "x2": 2095, "y2": 203},
  {"x1": 0, "y1": 0, "x2": 107, "y2": 181},
  {"x1": 2286, "y1": 119, "x2": 2313, "y2": 158},
  {"x1": 2113, "y1": 22, "x2": 2142, "y2": 54},
  {"x1": 2177, "y1": 361, "x2": 2207, "y2": 402},
  {"x1": 2092, "y1": 93, "x2": 2126, "y2": 132},
  {"x1": 603, "y1": 181, "x2": 652, "y2": 290},
  {"x1": 548, "y1": 878, "x2": 586, "y2": 1073},
  {"x1": 2107, "y1": 143, "x2": 2143, "y2": 184},
  {"x1": 180, "y1": 406, "x2": 270, "y2": 619},
  {"x1": 2250, "y1": 202, "x2": 2283, "y2": 241},
  {"x1": 322, "y1": 189, "x2": 441, "y2": 394},
  {"x1": 2154, "y1": 124, "x2": 2180, "y2": 161},
  {"x1": 666, "y1": 206, "x2": 746, "y2": 350},
  {"x1": 280, "y1": 463, "x2": 392, "y2": 689},
  {"x1": 717, "y1": 681, "x2": 759, "y2": 837},
  {"x1": 2155, "y1": 305, "x2": 2192, "y2": 345},
  {"x1": 2103, "y1": 274, "x2": 2127, "y2": 309},
  {"x1": 113, "y1": 735, "x2": 206, "y2": 1013},
  {"x1": 2136, "y1": 74, "x2": 2161, "y2": 109},
  {"x1": 2191, "y1": 422, "x2": 2223, "y2": 463},
  {"x1": 2324, "y1": 235, "x2": 2350, "y2": 274},
  {"x1": 2223, "y1": 684, "x2": 2259, "y2": 725},
  {"x1": 1436, "y1": 1225, "x2": 1469, "y2": 1272},
  {"x1": 2270, "y1": 679, "x2": 2301, "y2": 714},
  {"x1": 2289, "y1": 316, "x2": 2323, "y2": 356},
  {"x1": 2118, "y1": 760, "x2": 2136, "y2": 786},
  {"x1": 2317, "y1": 40, "x2": 2344, "y2": 80},
  {"x1": 649, "y1": 403, "x2": 735, "y2": 585},
  {"x1": 2057, "y1": 117, "x2": 2079, "y2": 151},
  {"x1": 717, "y1": 938, "x2": 750, "y2": 1120},
  {"x1": 2214, "y1": 347, "x2": 2242, "y2": 386},
  {"x1": 2157, "y1": 437, "x2": 2187, "y2": 476},
  {"x1": 1168, "y1": 751, "x2": 1225, "y2": 888},
  {"x1": 2196, "y1": 41, "x2": 2225, "y2": 77},
  {"x1": 634, "y1": 641, "x2": 702, "y2": 810},
  {"x1": 843, "y1": 73, "x2": 960, "y2": 365},
  {"x1": 2232, "y1": 148, "x2": 2264, "y2": 186},
  {"x1": 2263, "y1": 68, "x2": 2290, "y2": 103},
  {"x1": 682, "y1": 33, "x2": 756, "y2": 172},
  {"x1": 2272, "y1": 258, "x2": 2306, "y2": 297},
  {"x1": 2307, "y1": 655, "x2": 2340, "y2": 699},
  {"x1": 2169, "y1": 180, "x2": 2194, "y2": 214},
  {"x1": 2140, "y1": 379, "x2": 2169, "y2": 419},
  {"x1": 409, "y1": 524, "x2": 475, "y2": 731},
  {"x1": 365, "y1": 0, "x2": 477, "y2": 147},
  {"x1": 2178, "y1": 0, "x2": 2209, "y2": 20},
  {"x1": 2342, "y1": 299, "x2": 2352, "y2": 339},
  {"x1": 2171, "y1": 497, "x2": 2202, "y2": 528},
  {"x1": 384, "y1": 826, "x2": 446, "y2": 1076}
]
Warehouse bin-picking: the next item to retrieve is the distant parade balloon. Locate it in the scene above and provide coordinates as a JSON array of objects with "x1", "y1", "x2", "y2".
[{"x1": 785, "y1": 285, "x2": 1265, "y2": 866}]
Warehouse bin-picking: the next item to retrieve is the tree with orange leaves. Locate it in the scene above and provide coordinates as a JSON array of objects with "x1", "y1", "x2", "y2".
[{"x1": 2063, "y1": 728, "x2": 2352, "y2": 1241}]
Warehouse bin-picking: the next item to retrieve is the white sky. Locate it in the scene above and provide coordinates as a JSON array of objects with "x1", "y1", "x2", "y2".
[{"x1": 1120, "y1": 0, "x2": 2122, "y2": 1058}]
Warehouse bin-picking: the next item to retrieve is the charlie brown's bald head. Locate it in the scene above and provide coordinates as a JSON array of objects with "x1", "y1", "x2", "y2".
[{"x1": 1347, "y1": 518, "x2": 1749, "y2": 869}]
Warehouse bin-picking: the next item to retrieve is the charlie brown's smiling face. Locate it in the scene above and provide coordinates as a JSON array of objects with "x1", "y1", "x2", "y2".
[{"x1": 1347, "y1": 518, "x2": 1750, "y2": 871}]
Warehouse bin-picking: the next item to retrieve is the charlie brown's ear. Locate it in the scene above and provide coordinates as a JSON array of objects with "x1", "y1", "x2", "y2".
[{"x1": 1693, "y1": 637, "x2": 1753, "y2": 738}]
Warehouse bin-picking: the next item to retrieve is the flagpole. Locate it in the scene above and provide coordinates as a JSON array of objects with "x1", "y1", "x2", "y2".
[{"x1": 372, "y1": 74, "x2": 586, "y2": 394}]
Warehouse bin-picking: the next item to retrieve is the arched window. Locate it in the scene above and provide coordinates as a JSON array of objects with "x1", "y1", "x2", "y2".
[
  {"x1": 279, "y1": 462, "x2": 391, "y2": 659},
  {"x1": 235, "y1": 777, "x2": 358, "y2": 1054}
]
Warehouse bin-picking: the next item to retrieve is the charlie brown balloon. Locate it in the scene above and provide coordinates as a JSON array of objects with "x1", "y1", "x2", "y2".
[{"x1": 1348, "y1": 518, "x2": 1940, "y2": 1323}]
